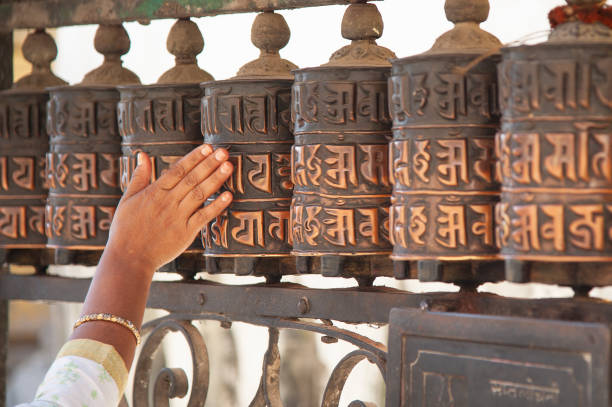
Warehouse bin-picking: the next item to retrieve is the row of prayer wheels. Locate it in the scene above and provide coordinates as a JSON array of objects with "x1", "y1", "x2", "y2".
[{"x1": 1, "y1": 0, "x2": 611, "y2": 288}]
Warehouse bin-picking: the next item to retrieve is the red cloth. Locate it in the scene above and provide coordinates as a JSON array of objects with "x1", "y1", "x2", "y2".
[{"x1": 548, "y1": 4, "x2": 612, "y2": 29}]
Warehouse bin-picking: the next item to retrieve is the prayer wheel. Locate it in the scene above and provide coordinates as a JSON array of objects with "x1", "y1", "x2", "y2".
[
  {"x1": 46, "y1": 24, "x2": 140, "y2": 265},
  {"x1": 389, "y1": 0, "x2": 503, "y2": 284},
  {"x1": 118, "y1": 18, "x2": 211, "y2": 277},
  {"x1": 290, "y1": 1, "x2": 396, "y2": 280},
  {"x1": 0, "y1": 30, "x2": 66, "y2": 268},
  {"x1": 497, "y1": 0, "x2": 612, "y2": 287},
  {"x1": 201, "y1": 11, "x2": 296, "y2": 278}
]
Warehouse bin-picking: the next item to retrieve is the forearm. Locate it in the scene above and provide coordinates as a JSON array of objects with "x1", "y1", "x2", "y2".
[{"x1": 70, "y1": 247, "x2": 155, "y2": 369}]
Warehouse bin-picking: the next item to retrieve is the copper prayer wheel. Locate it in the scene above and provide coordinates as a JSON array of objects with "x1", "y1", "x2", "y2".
[
  {"x1": 201, "y1": 11, "x2": 296, "y2": 278},
  {"x1": 290, "y1": 1, "x2": 396, "y2": 280},
  {"x1": 118, "y1": 18, "x2": 211, "y2": 277},
  {"x1": 46, "y1": 24, "x2": 140, "y2": 265},
  {"x1": 497, "y1": 0, "x2": 612, "y2": 287},
  {"x1": 0, "y1": 30, "x2": 65, "y2": 268},
  {"x1": 389, "y1": 0, "x2": 503, "y2": 284}
]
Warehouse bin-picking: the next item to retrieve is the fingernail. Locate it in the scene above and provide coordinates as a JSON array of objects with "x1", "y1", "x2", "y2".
[
  {"x1": 220, "y1": 162, "x2": 232, "y2": 174},
  {"x1": 201, "y1": 145, "x2": 212, "y2": 156},
  {"x1": 221, "y1": 192, "x2": 231, "y2": 202},
  {"x1": 137, "y1": 153, "x2": 144, "y2": 166},
  {"x1": 215, "y1": 149, "x2": 227, "y2": 161}
]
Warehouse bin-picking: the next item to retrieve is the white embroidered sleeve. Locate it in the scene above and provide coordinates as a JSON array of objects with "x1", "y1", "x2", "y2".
[
  {"x1": 15, "y1": 355, "x2": 121, "y2": 407},
  {"x1": 15, "y1": 339, "x2": 128, "y2": 407}
]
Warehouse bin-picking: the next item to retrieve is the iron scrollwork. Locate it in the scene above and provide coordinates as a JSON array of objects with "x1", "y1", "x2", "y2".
[
  {"x1": 133, "y1": 319, "x2": 210, "y2": 407},
  {"x1": 133, "y1": 314, "x2": 387, "y2": 406}
]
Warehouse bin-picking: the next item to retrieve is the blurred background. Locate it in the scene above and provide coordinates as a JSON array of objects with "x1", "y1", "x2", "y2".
[{"x1": 8, "y1": 0, "x2": 609, "y2": 406}]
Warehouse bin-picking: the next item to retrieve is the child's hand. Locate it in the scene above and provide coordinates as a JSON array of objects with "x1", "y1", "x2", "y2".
[{"x1": 103, "y1": 145, "x2": 233, "y2": 273}]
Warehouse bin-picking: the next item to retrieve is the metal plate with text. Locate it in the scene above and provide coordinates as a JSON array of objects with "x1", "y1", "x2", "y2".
[{"x1": 387, "y1": 308, "x2": 610, "y2": 406}]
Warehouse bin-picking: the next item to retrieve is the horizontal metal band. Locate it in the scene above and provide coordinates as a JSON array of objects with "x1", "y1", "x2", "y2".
[
  {"x1": 208, "y1": 140, "x2": 294, "y2": 145},
  {"x1": 46, "y1": 244, "x2": 106, "y2": 250},
  {"x1": 2, "y1": 274, "x2": 612, "y2": 324},
  {"x1": 502, "y1": 254, "x2": 612, "y2": 262},
  {"x1": 502, "y1": 187, "x2": 612, "y2": 195},
  {"x1": 503, "y1": 115, "x2": 612, "y2": 123},
  {"x1": 48, "y1": 193, "x2": 122, "y2": 199},
  {"x1": 294, "y1": 130, "x2": 392, "y2": 136},
  {"x1": 203, "y1": 253, "x2": 291, "y2": 258},
  {"x1": 0, "y1": 244, "x2": 47, "y2": 249},
  {"x1": 391, "y1": 254, "x2": 501, "y2": 261},
  {"x1": 0, "y1": 0, "x2": 349, "y2": 31},
  {"x1": 231, "y1": 198, "x2": 291, "y2": 203},
  {"x1": 393, "y1": 123, "x2": 498, "y2": 130},
  {"x1": 291, "y1": 250, "x2": 392, "y2": 257},
  {"x1": 394, "y1": 190, "x2": 499, "y2": 196},
  {"x1": 121, "y1": 141, "x2": 202, "y2": 147},
  {"x1": 294, "y1": 191, "x2": 391, "y2": 199},
  {"x1": 0, "y1": 195, "x2": 46, "y2": 200}
]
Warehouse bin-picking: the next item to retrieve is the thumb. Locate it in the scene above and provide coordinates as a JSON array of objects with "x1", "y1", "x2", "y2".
[{"x1": 123, "y1": 152, "x2": 152, "y2": 200}]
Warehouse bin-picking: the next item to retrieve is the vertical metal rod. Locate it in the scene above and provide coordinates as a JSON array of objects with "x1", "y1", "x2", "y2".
[
  {"x1": 0, "y1": 30, "x2": 13, "y2": 407},
  {"x1": 0, "y1": 300, "x2": 7, "y2": 407}
]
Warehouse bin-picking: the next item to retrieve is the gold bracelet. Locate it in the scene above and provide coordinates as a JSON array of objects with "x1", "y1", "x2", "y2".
[{"x1": 74, "y1": 313, "x2": 141, "y2": 345}]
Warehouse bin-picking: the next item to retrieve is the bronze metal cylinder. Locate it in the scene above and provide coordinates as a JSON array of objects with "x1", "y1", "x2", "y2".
[
  {"x1": 389, "y1": 54, "x2": 501, "y2": 274},
  {"x1": 201, "y1": 79, "x2": 294, "y2": 262},
  {"x1": 118, "y1": 83, "x2": 205, "y2": 275},
  {"x1": 0, "y1": 90, "x2": 51, "y2": 265},
  {"x1": 46, "y1": 86, "x2": 121, "y2": 262},
  {"x1": 497, "y1": 43, "x2": 612, "y2": 283},
  {"x1": 290, "y1": 67, "x2": 393, "y2": 260}
]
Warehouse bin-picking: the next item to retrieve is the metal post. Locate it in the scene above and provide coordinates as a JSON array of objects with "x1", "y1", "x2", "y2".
[
  {"x1": 0, "y1": 300, "x2": 7, "y2": 407},
  {"x1": 0, "y1": 30, "x2": 13, "y2": 407}
]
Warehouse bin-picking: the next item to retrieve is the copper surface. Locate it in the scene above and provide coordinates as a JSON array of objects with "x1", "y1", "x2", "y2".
[
  {"x1": 497, "y1": 42, "x2": 612, "y2": 265},
  {"x1": 46, "y1": 86, "x2": 123, "y2": 251},
  {"x1": 118, "y1": 83, "x2": 205, "y2": 258},
  {"x1": 389, "y1": 53, "x2": 501, "y2": 263},
  {"x1": 201, "y1": 79, "x2": 294, "y2": 259}
]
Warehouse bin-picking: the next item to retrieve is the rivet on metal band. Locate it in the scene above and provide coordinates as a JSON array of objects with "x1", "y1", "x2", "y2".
[{"x1": 74, "y1": 313, "x2": 141, "y2": 345}]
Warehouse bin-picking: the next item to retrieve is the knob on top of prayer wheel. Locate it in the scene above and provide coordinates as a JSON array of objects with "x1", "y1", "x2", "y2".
[
  {"x1": 235, "y1": 11, "x2": 297, "y2": 79},
  {"x1": 326, "y1": 1, "x2": 395, "y2": 66},
  {"x1": 158, "y1": 18, "x2": 213, "y2": 84},
  {"x1": 13, "y1": 29, "x2": 67, "y2": 90},
  {"x1": 566, "y1": 0, "x2": 604, "y2": 5},
  {"x1": 81, "y1": 24, "x2": 140, "y2": 86},
  {"x1": 548, "y1": 0, "x2": 612, "y2": 43},
  {"x1": 429, "y1": 0, "x2": 500, "y2": 52}
]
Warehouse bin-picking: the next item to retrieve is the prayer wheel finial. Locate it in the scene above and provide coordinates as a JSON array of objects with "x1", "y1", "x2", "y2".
[
  {"x1": 566, "y1": 0, "x2": 604, "y2": 5},
  {"x1": 326, "y1": 1, "x2": 395, "y2": 66},
  {"x1": 429, "y1": 0, "x2": 500, "y2": 52},
  {"x1": 548, "y1": 0, "x2": 612, "y2": 42},
  {"x1": 444, "y1": 0, "x2": 489, "y2": 23},
  {"x1": 235, "y1": 11, "x2": 297, "y2": 79},
  {"x1": 157, "y1": 18, "x2": 213, "y2": 84},
  {"x1": 14, "y1": 29, "x2": 67, "y2": 90},
  {"x1": 81, "y1": 24, "x2": 140, "y2": 85}
]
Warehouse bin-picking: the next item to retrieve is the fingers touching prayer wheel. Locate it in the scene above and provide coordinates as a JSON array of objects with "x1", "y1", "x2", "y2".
[
  {"x1": 497, "y1": 0, "x2": 612, "y2": 288},
  {"x1": 290, "y1": 1, "x2": 396, "y2": 282},
  {"x1": 388, "y1": 0, "x2": 503, "y2": 285},
  {"x1": 118, "y1": 18, "x2": 212, "y2": 278},
  {"x1": 0, "y1": 29, "x2": 66, "y2": 269},
  {"x1": 201, "y1": 11, "x2": 296, "y2": 279},
  {"x1": 46, "y1": 24, "x2": 140, "y2": 266}
]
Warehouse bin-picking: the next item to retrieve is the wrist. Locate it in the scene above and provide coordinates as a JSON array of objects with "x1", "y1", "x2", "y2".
[{"x1": 99, "y1": 244, "x2": 156, "y2": 278}]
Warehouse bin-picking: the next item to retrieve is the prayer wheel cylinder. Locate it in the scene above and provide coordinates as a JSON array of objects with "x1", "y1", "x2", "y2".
[
  {"x1": 497, "y1": 0, "x2": 612, "y2": 286},
  {"x1": 290, "y1": 2, "x2": 396, "y2": 279},
  {"x1": 389, "y1": 0, "x2": 503, "y2": 283},
  {"x1": 46, "y1": 24, "x2": 140, "y2": 265},
  {"x1": 118, "y1": 18, "x2": 211, "y2": 277},
  {"x1": 201, "y1": 11, "x2": 296, "y2": 277},
  {"x1": 0, "y1": 29, "x2": 65, "y2": 268}
]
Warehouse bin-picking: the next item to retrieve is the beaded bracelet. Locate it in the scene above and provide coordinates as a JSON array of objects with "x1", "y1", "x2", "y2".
[{"x1": 74, "y1": 313, "x2": 141, "y2": 345}]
